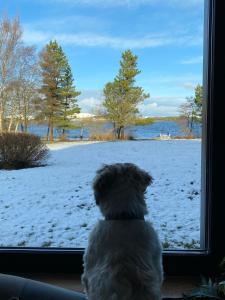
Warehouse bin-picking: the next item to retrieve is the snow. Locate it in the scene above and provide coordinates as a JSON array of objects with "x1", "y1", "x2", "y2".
[{"x1": 0, "y1": 140, "x2": 201, "y2": 249}]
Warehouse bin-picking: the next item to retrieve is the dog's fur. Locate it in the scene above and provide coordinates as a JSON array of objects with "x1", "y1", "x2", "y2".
[{"x1": 82, "y1": 163, "x2": 163, "y2": 300}]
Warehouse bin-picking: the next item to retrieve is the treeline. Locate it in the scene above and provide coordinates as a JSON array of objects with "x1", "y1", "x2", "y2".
[
  {"x1": 0, "y1": 15, "x2": 203, "y2": 142},
  {"x1": 0, "y1": 16, "x2": 80, "y2": 141}
]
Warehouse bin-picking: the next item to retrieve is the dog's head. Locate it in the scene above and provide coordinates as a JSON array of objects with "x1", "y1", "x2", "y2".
[{"x1": 93, "y1": 163, "x2": 153, "y2": 218}]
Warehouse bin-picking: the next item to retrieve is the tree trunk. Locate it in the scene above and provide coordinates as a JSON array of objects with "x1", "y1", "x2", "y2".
[
  {"x1": 8, "y1": 117, "x2": 13, "y2": 132},
  {"x1": 80, "y1": 127, "x2": 84, "y2": 140},
  {"x1": 49, "y1": 118, "x2": 54, "y2": 142},
  {"x1": 46, "y1": 118, "x2": 50, "y2": 141},
  {"x1": 190, "y1": 114, "x2": 194, "y2": 134},
  {"x1": 21, "y1": 122, "x2": 24, "y2": 132},
  {"x1": 15, "y1": 121, "x2": 19, "y2": 132},
  {"x1": 117, "y1": 126, "x2": 125, "y2": 139},
  {"x1": 24, "y1": 107, "x2": 28, "y2": 132},
  {"x1": 113, "y1": 122, "x2": 116, "y2": 138},
  {"x1": 24, "y1": 119, "x2": 28, "y2": 132},
  {"x1": 117, "y1": 126, "x2": 122, "y2": 139},
  {"x1": 121, "y1": 126, "x2": 125, "y2": 139},
  {"x1": 8, "y1": 112, "x2": 15, "y2": 132},
  {"x1": 61, "y1": 129, "x2": 67, "y2": 141},
  {"x1": 0, "y1": 109, "x2": 5, "y2": 133}
]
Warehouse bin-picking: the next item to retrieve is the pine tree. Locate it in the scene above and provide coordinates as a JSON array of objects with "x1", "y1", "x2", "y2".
[
  {"x1": 39, "y1": 40, "x2": 80, "y2": 141},
  {"x1": 103, "y1": 50, "x2": 149, "y2": 139},
  {"x1": 194, "y1": 84, "x2": 203, "y2": 119},
  {"x1": 57, "y1": 61, "x2": 81, "y2": 138}
]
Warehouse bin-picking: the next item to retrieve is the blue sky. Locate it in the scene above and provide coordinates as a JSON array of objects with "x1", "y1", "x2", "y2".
[{"x1": 1, "y1": 0, "x2": 204, "y2": 116}]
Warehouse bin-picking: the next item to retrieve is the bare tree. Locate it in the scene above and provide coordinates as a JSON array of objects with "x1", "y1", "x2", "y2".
[
  {"x1": 0, "y1": 15, "x2": 22, "y2": 132},
  {"x1": 0, "y1": 15, "x2": 39, "y2": 133},
  {"x1": 13, "y1": 46, "x2": 40, "y2": 132},
  {"x1": 179, "y1": 97, "x2": 197, "y2": 135}
]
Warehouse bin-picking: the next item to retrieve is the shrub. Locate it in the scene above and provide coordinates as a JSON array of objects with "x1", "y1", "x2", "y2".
[
  {"x1": 173, "y1": 135, "x2": 195, "y2": 139},
  {"x1": 0, "y1": 132, "x2": 49, "y2": 170},
  {"x1": 90, "y1": 132, "x2": 116, "y2": 141},
  {"x1": 90, "y1": 132, "x2": 135, "y2": 141}
]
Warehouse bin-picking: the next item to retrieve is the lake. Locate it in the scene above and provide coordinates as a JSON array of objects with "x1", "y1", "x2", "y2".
[{"x1": 28, "y1": 120, "x2": 202, "y2": 140}]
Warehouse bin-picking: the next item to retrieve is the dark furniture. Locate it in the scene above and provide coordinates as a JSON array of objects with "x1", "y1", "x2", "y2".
[{"x1": 0, "y1": 274, "x2": 86, "y2": 300}]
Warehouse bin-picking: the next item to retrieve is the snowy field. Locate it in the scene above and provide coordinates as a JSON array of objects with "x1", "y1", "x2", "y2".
[{"x1": 0, "y1": 140, "x2": 201, "y2": 249}]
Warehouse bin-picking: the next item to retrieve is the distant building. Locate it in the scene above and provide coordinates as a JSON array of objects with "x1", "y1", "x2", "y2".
[{"x1": 70, "y1": 113, "x2": 96, "y2": 119}]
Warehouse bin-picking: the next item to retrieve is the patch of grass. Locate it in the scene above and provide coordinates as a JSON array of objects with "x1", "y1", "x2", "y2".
[
  {"x1": 162, "y1": 240, "x2": 171, "y2": 249},
  {"x1": 134, "y1": 117, "x2": 155, "y2": 126},
  {"x1": 160, "y1": 222, "x2": 167, "y2": 228},
  {"x1": 90, "y1": 131, "x2": 134, "y2": 141},
  {"x1": 28, "y1": 232, "x2": 34, "y2": 237},
  {"x1": 18, "y1": 240, "x2": 26, "y2": 247},
  {"x1": 89, "y1": 132, "x2": 116, "y2": 141},
  {"x1": 173, "y1": 135, "x2": 196, "y2": 139},
  {"x1": 176, "y1": 239, "x2": 200, "y2": 249},
  {"x1": 41, "y1": 241, "x2": 52, "y2": 247}
]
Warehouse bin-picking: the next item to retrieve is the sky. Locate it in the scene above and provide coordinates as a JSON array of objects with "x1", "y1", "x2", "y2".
[{"x1": 1, "y1": 0, "x2": 204, "y2": 116}]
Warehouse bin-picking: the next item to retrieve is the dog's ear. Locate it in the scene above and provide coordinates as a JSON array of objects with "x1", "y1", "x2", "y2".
[
  {"x1": 143, "y1": 170, "x2": 153, "y2": 187},
  {"x1": 134, "y1": 167, "x2": 153, "y2": 191},
  {"x1": 93, "y1": 164, "x2": 116, "y2": 205}
]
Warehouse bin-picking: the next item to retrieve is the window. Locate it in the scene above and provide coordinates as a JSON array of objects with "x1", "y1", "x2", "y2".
[
  {"x1": 0, "y1": 0, "x2": 224, "y2": 275},
  {"x1": 1, "y1": 0, "x2": 203, "y2": 251}
]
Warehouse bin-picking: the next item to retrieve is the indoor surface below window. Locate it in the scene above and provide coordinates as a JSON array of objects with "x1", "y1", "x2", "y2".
[{"x1": 0, "y1": 0, "x2": 204, "y2": 250}]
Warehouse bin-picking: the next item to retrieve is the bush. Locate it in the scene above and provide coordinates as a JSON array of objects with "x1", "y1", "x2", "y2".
[
  {"x1": 90, "y1": 132, "x2": 135, "y2": 141},
  {"x1": 0, "y1": 132, "x2": 49, "y2": 170},
  {"x1": 173, "y1": 135, "x2": 195, "y2": 139},
  {"x1": 90, "y1": 132, "x2": 116, "y2": 141}
]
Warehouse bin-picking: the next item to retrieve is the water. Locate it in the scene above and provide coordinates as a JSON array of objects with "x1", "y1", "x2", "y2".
[
  {"x1": 28, "y1": 121, "x2": 202, "y2": 140},
  {"x1": 126, "y1": 121, "x2": 201, "y2": 139}
]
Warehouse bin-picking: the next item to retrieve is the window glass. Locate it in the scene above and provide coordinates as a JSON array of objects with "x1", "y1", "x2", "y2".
[{"x1": 0, "y1": 0, "x2": 204, "y2": 249}]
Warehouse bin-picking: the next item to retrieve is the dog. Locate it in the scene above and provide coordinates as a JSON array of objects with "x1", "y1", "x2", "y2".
[{"x1": 82, "y1": 163, "x2": 163, "y2": 300}]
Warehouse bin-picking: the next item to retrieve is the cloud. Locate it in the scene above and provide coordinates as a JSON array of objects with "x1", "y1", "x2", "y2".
[
  {"x1": 23, "y1": 29, "x2": 170, "y2": 48},
  {"x1": 145, "y1": 74, "x2": 202, "y2": 89},
  {"x1": 150, "y1": 96, "x2": 186, "y2": 106},
  {"x1": 78, "y1": 90, "x2": 103, "y2": 113},
  {"x1": 25, "y1": 15, "x2": 107, "y2": 33},
  {"x1": 181, "y1": 55, "x2": 203, "y2": 64},
  {"x1": 139, "y1": 103, "x2": 180, "y2": 117},
  {"x1": 23, "y1": 27, "x2": 202, "y2": 49},
  {"x1": 23, "y1": 29, "x2": 48, "y2": 44},
  {"x1": 78, "y1": 97, "x2": 101, "y2": 113},
  {"x1": 180, "y1": 82, "x2": 197, "y2": 90},
  {"x1": 77, "y1": 90, "x2": 186, "y2": 116},
  {"x1": 138, "y1": 96, "x2": 186, "y2": 116}
]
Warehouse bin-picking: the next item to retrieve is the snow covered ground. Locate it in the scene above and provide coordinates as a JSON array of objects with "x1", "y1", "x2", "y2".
[{"x1": 0, "y1": 140, "x2": 201, "y2": 249}]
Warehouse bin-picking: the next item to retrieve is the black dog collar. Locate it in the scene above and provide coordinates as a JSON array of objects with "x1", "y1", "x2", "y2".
[{"x1": 105, "y1": 212, "x2": 145, "y2": 221}]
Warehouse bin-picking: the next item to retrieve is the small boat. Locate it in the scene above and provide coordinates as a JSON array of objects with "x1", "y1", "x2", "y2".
[{"x1": 159, "y1": 133, "x2": 171, "y2": 140}]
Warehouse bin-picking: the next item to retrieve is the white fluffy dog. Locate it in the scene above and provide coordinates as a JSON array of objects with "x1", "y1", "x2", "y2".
[{"x1": 82, "y1": 163, "x2": 163, "y2": 300}]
